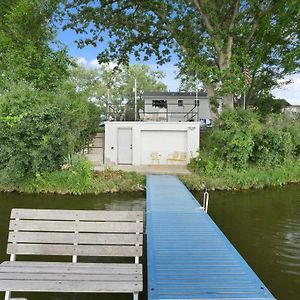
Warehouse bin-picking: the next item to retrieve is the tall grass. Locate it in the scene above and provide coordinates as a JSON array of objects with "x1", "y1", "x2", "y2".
[
  {"x1": 181, "y1": 159, "x2": 300, "y2": 191},
  {"x1": 0, "y1": 157, "x2": 146, "y2": 195}
]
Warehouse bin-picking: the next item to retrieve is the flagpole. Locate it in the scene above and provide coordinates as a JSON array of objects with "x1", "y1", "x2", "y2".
[{"x1": 242, "y1": 67, "x2": 251, "y2": 110}]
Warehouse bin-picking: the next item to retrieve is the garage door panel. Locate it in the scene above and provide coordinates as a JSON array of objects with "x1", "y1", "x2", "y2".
[{"x1": 141, "y1": 131, "x2": 187, "y2": 165}]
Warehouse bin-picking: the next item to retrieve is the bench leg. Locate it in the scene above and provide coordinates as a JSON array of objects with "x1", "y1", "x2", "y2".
[
  {"x1": 4, "y1": 291, "x2": 11, "y2": 300},
  {"x1": 133, "y1": 292, "x2": 139, "y2": 300}
]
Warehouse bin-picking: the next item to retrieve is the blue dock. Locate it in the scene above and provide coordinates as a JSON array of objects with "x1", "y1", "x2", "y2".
[{"x1": 147, "y1": 175, "x2": 275, "y2": 299}]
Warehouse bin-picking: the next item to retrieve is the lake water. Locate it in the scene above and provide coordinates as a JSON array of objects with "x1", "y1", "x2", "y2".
[{"x1": 0, "y1": 184, "x2": 299, "y2": 300}]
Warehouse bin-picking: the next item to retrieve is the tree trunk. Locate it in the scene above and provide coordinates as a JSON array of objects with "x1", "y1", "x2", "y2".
[{"x1": 204, "y1": 84, "x2": 218, "y2": 120}]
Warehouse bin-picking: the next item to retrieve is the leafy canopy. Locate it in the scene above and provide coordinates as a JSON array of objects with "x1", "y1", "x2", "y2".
[
  {"x1": 0, "y1": 0, "x2": 70, "y2": 90},
  {"x1": 0, "y1": 81, "x2": 100, "y2": 183},
  {"x1": 69, "y1": 63, "x2": 167, "y2": 120},
  {"x1": 63, "y1": 0, "x2": 299, "y2": 107}
]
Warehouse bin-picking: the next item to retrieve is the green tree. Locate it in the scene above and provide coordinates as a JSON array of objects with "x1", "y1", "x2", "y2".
[
  {"x1": 116, "y1": 64, "x2": 167, "y2": 120},
  {"x1": 69, "y1": 63, "x2": 167, "y2": 120},
  {"x1": 0, "y1": 82, "x2": 100, "y2": 183},
  {"x1": 63, "y1": 0, "x2": 299, "y2": 109},
  {"x1": 0, "y1": 0, "x2": 70, "y2": 90}
]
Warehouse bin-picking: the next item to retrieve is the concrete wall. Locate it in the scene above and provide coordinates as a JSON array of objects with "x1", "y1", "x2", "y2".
[{"x1": 105, "y1": 122, "x2": 200, "y2": 166}]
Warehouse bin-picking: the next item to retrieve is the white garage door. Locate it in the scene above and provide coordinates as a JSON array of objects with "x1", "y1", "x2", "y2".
[{"x1": 141, "y1": 130, "x2": 187, "y2": 165}]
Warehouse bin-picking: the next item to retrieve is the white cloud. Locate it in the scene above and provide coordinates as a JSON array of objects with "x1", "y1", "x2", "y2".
[
  {"x1": 76, "y1": 57, "x2": 88, "y2": 66},
  {"x1": 90, "y1": 58, "x2": 100, "y2": 67},
  {"x1": 78, "y1": 57, "x2": 119, "y2": 70},
  {"x1": 272, "y1": 74, "x2": 300, "y2": 105}
]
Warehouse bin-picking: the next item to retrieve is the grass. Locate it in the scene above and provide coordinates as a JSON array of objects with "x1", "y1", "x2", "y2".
[
  {"x1": 0, "y1": 159, "x2": 146, "y2": 195},
  {"x1": 1, "y1": 158, "x2": 299, "y2": 195},
  {"x1": 181, "y1": 159, "x2": 300, "y2": 191}
]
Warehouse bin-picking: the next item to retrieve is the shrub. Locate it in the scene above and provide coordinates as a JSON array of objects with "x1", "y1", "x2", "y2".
[
  {"x1": 0, "y1": 83, "x2": 100, "y2": 183},
  {"x1": 267, "y1": 114, "x2": 300, "y2": 157},
  {"x1": 189, "y1": 151, "x2": 224, "y2": 177},
  {"x1": 206, "y1": 109, "x2": 260, "y2": 169},
  {"x1": 190, "y1": 109, "x2": 299, "y2": 178},
  {"x1": 253, "y1": 127, "x2": 294, "y2": 167}
]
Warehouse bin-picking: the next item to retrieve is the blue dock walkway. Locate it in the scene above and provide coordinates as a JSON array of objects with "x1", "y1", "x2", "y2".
[{"x1": 146, "y1": 175, "x2": 275, "y2": 299}]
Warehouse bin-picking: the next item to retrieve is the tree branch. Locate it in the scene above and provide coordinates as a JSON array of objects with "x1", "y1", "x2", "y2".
[
  {"x1": 226, "y1": 0, "x2": 240, "y2": 63},
  {"x1": 246, "y1": 0, "x2": 285, "y2": 43},
  {"x1": 193, "y1": 0, "x2": 222, "y2": 56},
  {"x1": 151, "y1": 8, "x2": 188, "y2": 53}
]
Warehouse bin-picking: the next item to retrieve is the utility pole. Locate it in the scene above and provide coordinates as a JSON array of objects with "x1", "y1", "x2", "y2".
[
  {"x1": 243, "y1": 91, "x2": 246, "y2": 110},
  {"x1": 107, "y1": 88, "x2": 110, "y2": 120},
  {"x1": 134, "y1": 79, "x2": 138, "y2": 121},
  {"x1": 196, "y1": 88, "x2": 199, "y2": 121}
]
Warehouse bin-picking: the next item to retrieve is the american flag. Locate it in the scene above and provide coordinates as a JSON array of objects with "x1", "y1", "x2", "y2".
[{"x1": 243, "y1": 68, "x2": 252, "y2": 85}]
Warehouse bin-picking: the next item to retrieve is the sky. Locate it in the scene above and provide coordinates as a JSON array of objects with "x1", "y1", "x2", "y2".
[{"x1": 57, "y1": 28, "x2": 300, "y2": 105}]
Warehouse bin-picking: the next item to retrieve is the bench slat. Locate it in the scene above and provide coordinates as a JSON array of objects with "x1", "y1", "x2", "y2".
[
  {"x1": 0, "y1": 262, "x2": 142, "y2": 274},
  {"x1": 11, "y1": 209, "x2": 143, "y2": 222},
  {"x1": 0, "y1": 280, "x2": 142, "y2": 292},
  {"x1": 0, "y1": 273, "x2": 142, "y2": 281},
  {"x1": 9, "y1": 220, "x2": 143, "y2": 233},
  {"x1": 8, "y1": 232, "x2": 143, "y2": 245},
  {"x1": 7, "y1": 244, "x2": 142, "y2": 257}
]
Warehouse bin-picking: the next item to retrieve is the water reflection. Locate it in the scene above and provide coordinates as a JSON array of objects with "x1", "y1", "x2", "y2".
[
  {"x1": 194, "y1": 184, "x2": 300, "y2": 300},
  {"x1": 0, "y1": 183, "x2": 299, "y2": 300}
]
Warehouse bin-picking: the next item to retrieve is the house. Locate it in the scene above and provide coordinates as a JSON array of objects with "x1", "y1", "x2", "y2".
[
  {"x1": 140, "y1": 91, "x2": 218, "y2": 123},
  {"x1": 284, "y1": 104, "x2": 300, "y2": 118},
  {"x1": 105, "y1": 122, "x2": 199, "y2": 166}
]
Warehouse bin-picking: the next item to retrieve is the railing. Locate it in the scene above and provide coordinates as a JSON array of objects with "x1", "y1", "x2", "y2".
[
  {"x1": 183, "y1": 105, "x2": 198, "y2": 121},
  {"x1": 141, "y1": 105, "x2": 200, "y2": 122},
  {"x1": 202, "y1": 190, "x2": 209, "y2": 213}
]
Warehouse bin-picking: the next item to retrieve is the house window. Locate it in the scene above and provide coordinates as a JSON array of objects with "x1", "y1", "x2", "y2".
[
  {"x1": 152, "y1": 99, "x2": 167, "y2": 108},
  {"x1": 178, "y1": 100, "x2": 183, "y2": 107}
]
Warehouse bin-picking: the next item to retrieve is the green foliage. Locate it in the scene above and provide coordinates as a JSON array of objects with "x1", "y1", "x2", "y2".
[
  {"x1": 0, "y1": 0, "x2": 70, "y2": 89},
  {"x1": 207, "y1": 109, "x2": 260, "y2": 169},
  {"x1": 190, "y1": 110, "x2": 300, "y2": 182},
  {"x1": 0, "y1": 83, "x2": 100, "y2": 183},
  {"x1": 265, "y1": 114, "x2": 300, "y2": 157},
  {"x1": 93, "y1": 169, "x2": 146, "y2": 194},
  {"x1": 189, "y1": 152, "x2": 224, "y2": 177},
  {"x1": 69, "y1": 63, "x2": 167, "y2": 121},
  {"x1": 182, "y1": 159, "x2": 300, "y2": 191},
  {"x1": 63, "y1": 1, "x2": 299, "y2": 106},
  {"x1": 1, "y1": 158, "x2": 146, "y2": 195},
  {"x1": 253, "y1": 128, "x2": 293, "y2": 167},
  {"x1": 248, "y1": 92, "x2": 289, "y2": 117},
  {"x1": 21, "y1": 156, "x2": 95, "y2": 195}
]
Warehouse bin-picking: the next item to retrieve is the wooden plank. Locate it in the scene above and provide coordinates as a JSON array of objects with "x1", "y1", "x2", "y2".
[
  {"x1": 9, "y1": 220, "x2": 143, "y2": 233},
  {"x1": 0, "y1": 280, "x2": 143, "y2": 292},
  {"x1": 7, "y1": 244, "x2": 143, "y2": 257},
  {"x1": 8, "y1": 232, "x2": 143, "y2": 245},
  {"x1": 1, "y1": 261, "x2": 142, "y2": 269},
  {"x1": 0, "y1": 273, "x2": 142, "y2": 281},
  {"x1": 11, "y1": 209, "x2": 143, "y2": 222},
  {"x1": 0, "y1": 262, "x2": 142, "y2": 274}
]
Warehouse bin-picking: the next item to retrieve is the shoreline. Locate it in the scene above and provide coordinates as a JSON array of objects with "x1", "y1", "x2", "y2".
[{"x1": 1, "y1": 165, "x2": 300, "y2": 195}]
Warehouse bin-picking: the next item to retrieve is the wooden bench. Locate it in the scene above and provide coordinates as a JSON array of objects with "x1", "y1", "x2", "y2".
[
  {"x1": 167, "y1": 151, "x2": 187, "y2": 164},
  {"x1": 0, "y1": 209, "x2": 143, "y2": 300}
]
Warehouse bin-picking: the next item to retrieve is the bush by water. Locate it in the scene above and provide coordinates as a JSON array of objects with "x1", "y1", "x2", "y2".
[{"x1": 188, "y1": 109, "x2": 300, "y2": 190}]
